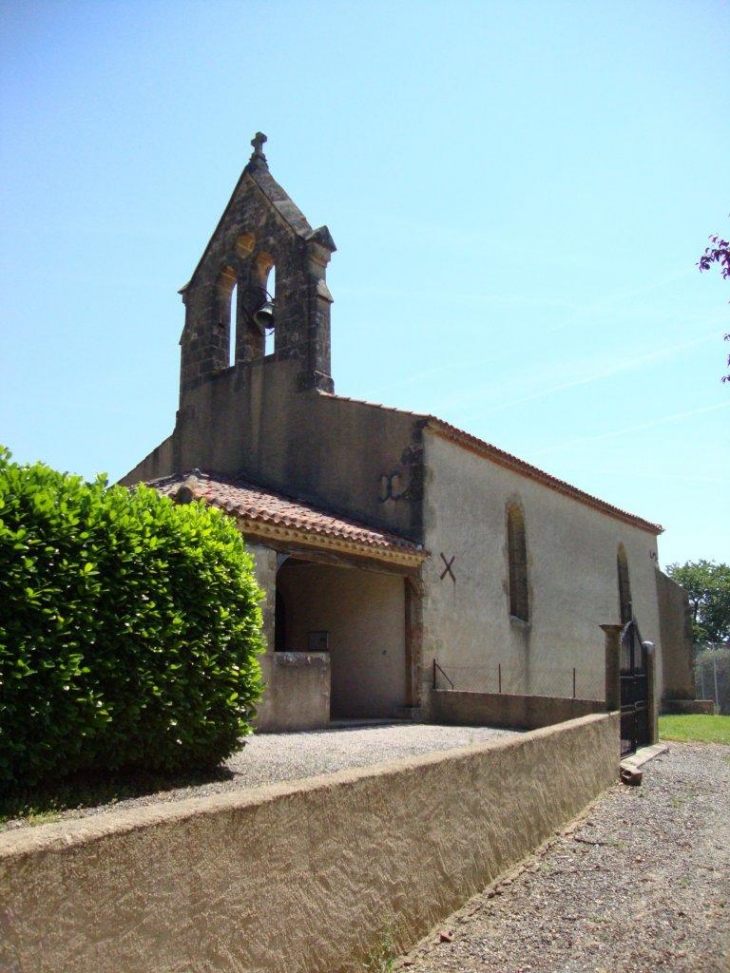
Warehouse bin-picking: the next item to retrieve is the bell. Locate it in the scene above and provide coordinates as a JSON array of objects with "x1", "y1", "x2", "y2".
[{"x1": 252, "y1": 300, "x2": 275, "y2": 332}]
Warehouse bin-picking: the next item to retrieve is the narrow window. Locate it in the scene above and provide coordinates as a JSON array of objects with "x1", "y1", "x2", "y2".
[
  {"x1": 264, "y1": 264, "x2": 276, "y2": 356},
  {"x1": 507, "y1": 503, "x2": 529, "y2": 621},
  {"x1": 214, "y1": 266, "x2": 237, "y2": 372},
  {"x1": 229, "y1": 283, "x2": 238, "y2": 366},
  {"x1": 617, "y1": 544, "x2": 632, "y2": 625}
]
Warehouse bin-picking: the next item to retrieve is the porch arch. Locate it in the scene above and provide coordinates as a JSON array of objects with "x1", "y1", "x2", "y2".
[{"x1": 275, "y1": 558, "x2": 411, "y2": 719}]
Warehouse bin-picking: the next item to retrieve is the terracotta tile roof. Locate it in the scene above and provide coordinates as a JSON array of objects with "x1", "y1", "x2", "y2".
[
  {"x1": 320, "y1": 392, "x2": 663, "y2": 536},
  {"x1": 149, "y1": 471, "x2": 427, "y2": 565}
]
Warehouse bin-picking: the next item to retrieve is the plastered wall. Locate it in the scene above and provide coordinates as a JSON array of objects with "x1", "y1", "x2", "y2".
[
  {"x1": 422, "y1": 430, "x2": 663, "y2": 702},
  {"x1": 0, "y1": 713, "x2": 619, "y2": 973}
]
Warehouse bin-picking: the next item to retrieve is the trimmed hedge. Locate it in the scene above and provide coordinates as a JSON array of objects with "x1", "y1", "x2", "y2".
[{"x1": 0, "y1": 448, "x2": 264, "y2": 790}]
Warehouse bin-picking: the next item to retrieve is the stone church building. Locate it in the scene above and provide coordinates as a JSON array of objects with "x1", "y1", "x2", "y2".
[{"x1": 122, "y1": 134, "x2": 693, "y2": 732}]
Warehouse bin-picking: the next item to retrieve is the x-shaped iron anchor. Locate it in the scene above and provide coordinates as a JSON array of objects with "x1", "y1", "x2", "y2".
[{"x1": 440, "y1": 553, "x2": 456, "y2": 583}]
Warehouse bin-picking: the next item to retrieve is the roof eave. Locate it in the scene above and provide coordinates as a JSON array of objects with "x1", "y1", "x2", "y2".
[
  {"x1": 424, "y1": 418, "x2": 664, "y2": 536},
  {"x1": 234, "y1": 516, "x2": 428, "y2": 568}
]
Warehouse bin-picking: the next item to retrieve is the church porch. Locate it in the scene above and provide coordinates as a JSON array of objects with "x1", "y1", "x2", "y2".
[{"x1": 150, "y1": 470, "x2": 427, "y2": 732}]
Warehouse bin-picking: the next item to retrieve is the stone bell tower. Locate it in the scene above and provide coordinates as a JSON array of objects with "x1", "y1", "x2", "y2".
[
  {"x1": 121, "y1": 135, "x2": 340, "y2": 483},
  {"x1": 178, "y1": 133, "x2": 336, "y2": 401}
]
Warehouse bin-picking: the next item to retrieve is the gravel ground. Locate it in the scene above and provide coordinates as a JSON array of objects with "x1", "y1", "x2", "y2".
[
  {"x1": 396, "y1": 742, "x2": 730, "y2": 973},
  {"x1": 4, "y1": 722, "x2": 521, "y2": 827}
]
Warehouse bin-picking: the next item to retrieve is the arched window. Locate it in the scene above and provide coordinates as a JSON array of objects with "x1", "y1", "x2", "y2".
[
  {"x1": 229, "y1": 283, "x2": 238, "y2": 366},
  {"x1": 617, "y1": 544, "x2": 632, "y2": 625},
  {"x1": 215, "y1": 266, "x2": 237, "y2": 371},
  {"x1": 507, "y1": 503, "x2": 529, "y2": 622}
]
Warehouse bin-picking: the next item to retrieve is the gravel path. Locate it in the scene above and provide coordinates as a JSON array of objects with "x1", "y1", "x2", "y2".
[
  {"x1": 396, "y1": 742, "x2": 730, "y2": 973},
  {"x1": 4, "y1": 723, "x2": 521, "y2": 828},
  {"x1": 223, "y1": 722, "x2": 521, "y2": 789}
]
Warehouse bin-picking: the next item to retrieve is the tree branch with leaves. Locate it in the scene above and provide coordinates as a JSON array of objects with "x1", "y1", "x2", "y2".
[{"x1": 697, "y1": 228, "x2": 730, "y2": 383}]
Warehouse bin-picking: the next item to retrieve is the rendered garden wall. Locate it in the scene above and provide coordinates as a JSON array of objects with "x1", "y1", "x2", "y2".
[{"x1": 0, "y1": 712, "x2": 620, "y2": 973}]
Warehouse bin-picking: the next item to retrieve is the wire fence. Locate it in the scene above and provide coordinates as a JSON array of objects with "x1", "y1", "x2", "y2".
[
  {"x1": 432, "y1": 661, "x2": 604, "y2": 702},
  {"x1": 694, "y1": 645, "x2": 729, "y2": 714}
]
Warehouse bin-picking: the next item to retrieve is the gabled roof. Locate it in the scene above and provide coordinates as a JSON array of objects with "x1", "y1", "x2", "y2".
[
  {"x1": 319, "y1": 392, "x2": 664, "y2": 537},
  {"x1": 149, "y1": 471, "x2": 427, "y2": 567},
  {"x1": 180, "y1": 133, "x2": 335, "y2": 295},
  {"x1": 427, "y1": 417, "x2": 663, "y2": 535}
]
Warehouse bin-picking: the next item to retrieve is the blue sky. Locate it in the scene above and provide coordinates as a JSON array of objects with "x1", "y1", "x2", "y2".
[{"x1": 1, "y1": 0, "x2": 728, "y2": 569}]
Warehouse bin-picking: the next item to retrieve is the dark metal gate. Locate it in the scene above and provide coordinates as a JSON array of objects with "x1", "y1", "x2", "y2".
[{"x1": 620, "y1": 620, "x2": 649, "y2": 756}]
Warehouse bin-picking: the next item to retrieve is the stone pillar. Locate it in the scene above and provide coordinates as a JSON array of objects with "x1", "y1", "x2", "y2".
[
  {"x1": 248, "y1": 543, "x2": 278, "y2": 732},
  {"x1": 601, "y1": 624, "x2": 622, "y2": 712},
  {"x1": 643, "y1": 641, "x2": 658, "y2": 745},
  {"x1": 404, "y1": 575, "x2": 425, "y2": 711}
]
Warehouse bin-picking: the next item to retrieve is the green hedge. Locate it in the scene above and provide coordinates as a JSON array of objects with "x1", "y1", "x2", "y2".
[{"x1": 0, "y1": 448, "x2": 264, "y2": 790}]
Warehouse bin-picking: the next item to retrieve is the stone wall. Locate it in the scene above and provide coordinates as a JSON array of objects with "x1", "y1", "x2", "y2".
[
  {"x1": 655, "y1": 568, "x2": 695, "y2": 705},
  {"x1": 256, "y1": 651, "x2": 331, "y2": 731},
  {"x1": 430, "y1": 689, "x2": 606, "y2": 729},
  {"x1": 660, "y1": 697, "x2": 715, "y2": 715},
  {"x1": 121, "y1": 364, "x2": 425, "y2": 544},
  {"x1": 0, "y1": 713, "x2": 619, "y2": 973}
]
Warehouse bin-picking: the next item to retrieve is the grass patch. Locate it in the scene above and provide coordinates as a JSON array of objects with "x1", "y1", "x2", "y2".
[
  {"x1": 659, "y1": 714, "x2": 730, "y2": 745},
  {"x1": 362, "y1": 926, "x2": 397, "y2": 973}
]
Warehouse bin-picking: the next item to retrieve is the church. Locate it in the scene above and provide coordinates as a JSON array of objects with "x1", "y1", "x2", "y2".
[{"x1": 122, "y1": 134, "x2": 694, "y2": 735}]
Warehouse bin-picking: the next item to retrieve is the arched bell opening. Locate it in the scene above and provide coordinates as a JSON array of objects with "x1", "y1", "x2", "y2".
[
  {"x1": 211, "y1": 266, "x2": 237, "y2": 371},
  {"x1": 239, "y1": 251, "x2": 276, "y2": 360}
]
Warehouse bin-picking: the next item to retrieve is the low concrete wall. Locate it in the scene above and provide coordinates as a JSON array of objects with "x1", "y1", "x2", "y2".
[
  {"x1": 660, "y1": 697, "x2": 715, "y2": 716},
  {"x1": 430, "y1": 688, "x2": 605, "y2": 730},
  {"x1": 256, "y1": 652, "x2": 331, "y2": 731},
  {"x1": 0, "y1": 713, "x2": 620, "y2": 973}
]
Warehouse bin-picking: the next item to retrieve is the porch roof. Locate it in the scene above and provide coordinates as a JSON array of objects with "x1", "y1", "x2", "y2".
[{"x1": 149, "y1": 471, "x2": 427, "y2": 567}]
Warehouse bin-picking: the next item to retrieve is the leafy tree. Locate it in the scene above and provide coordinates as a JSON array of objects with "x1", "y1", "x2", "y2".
[
  {"x1": 698, "y1": 233, "x2": 730, "y2": 280},
  {"x1": 697, "y1": 229, "x2": 730, "y2": 382},
  {"x1": 666, "y1": 559, "x2": 730, "y2": 646},
  {"x1": 0, "y1": 448, "x2": 264, "y2": 790}
]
